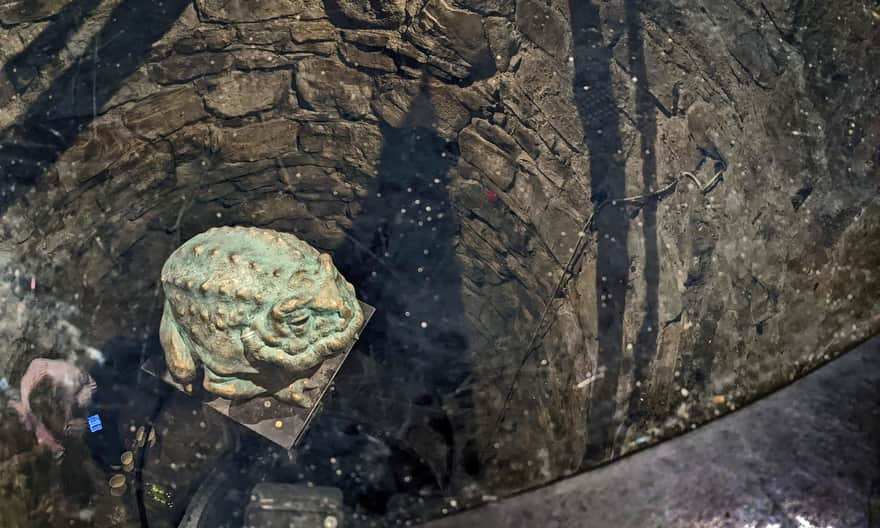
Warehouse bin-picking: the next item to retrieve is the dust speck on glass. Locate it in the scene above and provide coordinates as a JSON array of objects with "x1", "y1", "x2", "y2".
[{"x1": 0, "y1": 0, "x2": 877, "y2": 526}]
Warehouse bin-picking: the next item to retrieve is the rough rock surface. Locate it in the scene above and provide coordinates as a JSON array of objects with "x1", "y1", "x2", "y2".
[
  {"x1": 0, "y1": 0, "x2": 877, "y2": 523},
  {"x1": 295, "y1": 56, "x2": 374, "y2": 118},
  {"x1": 197, "y1": 70, "x2": 292, "y2": 118},
  {"x1": 325, "y1": 0, "x2": 407, "y2": 28},
  {"x1": 0, "y1": 0, "x2": 68, "y2": 24}
]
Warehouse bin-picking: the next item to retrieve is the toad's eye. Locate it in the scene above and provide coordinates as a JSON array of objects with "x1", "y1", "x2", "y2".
[{"x1": 289, "y1": 312, "x2": 310, "y2": 326}]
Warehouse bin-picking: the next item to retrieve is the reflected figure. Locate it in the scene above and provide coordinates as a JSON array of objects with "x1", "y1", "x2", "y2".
[{"x1": 7, "y1": 358, "x2": 96, "y2": 455}]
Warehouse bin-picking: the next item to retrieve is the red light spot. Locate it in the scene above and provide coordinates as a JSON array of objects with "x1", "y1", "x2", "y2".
[
  {"x1": 30, "y1": 277, "x2": 35, "y2": 290},
  {"x1": 486, "y1": 191, "x2": 498, "y2": 202}
]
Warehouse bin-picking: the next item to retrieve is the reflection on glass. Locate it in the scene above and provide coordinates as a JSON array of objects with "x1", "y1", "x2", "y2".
[{"x1": 0, "y1": 0, "x2": 877, "y2": 525}]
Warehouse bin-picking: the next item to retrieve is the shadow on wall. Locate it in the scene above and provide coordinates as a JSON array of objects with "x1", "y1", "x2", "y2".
[
  {"x1": 567, "y1": 0, "x2": 675, "y2": 466},
  {"x1": 1, "y1": 0, "x2": 103, "y2": 98},
  {"x1": 617, "y1": 0, "x2": 660, "y2": 457},
  {"x1": 569, "y1": 0, "x2": 632, "y2": 466},
  {"x1": 0, "y1": 0, "x2": 191, "y2": 213},
  {"x1": 570, "y1": 0, "x2": 724, "y2": 467},
  {"x1": 288, "y1": 75, "x2": 476, "y2": 514}
]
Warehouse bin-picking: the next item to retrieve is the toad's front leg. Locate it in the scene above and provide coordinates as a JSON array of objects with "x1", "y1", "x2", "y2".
[
  {"x1": 274, "y1": 378, "x2": 319, "y2": 408},
  {"x1": 203, "y1": 367, "x2": 266, "y2": 400},
  {"x1": 274, "y1": 359, "x2": 337, "y2": 408},
  {"x1": 160, "y1": 301, "x2": 197, "y2": 383}
]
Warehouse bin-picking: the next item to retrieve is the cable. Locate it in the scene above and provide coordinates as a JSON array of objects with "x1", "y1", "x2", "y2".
[{"x1": 491, "y1": 166, "x2": 727, "y2": 436}]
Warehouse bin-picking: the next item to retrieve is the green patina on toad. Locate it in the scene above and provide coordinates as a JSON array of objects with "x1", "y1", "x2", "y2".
[{"x1": 159, "y1": 226, "x2": 364, "y2": 408}]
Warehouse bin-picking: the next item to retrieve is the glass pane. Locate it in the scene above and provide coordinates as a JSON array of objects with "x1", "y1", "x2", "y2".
[{"x1": 0, "y1": 0, "x2": 876, "y2": 525}]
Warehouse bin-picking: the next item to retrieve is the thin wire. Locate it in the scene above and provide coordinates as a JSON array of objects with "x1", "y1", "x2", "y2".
[{"x1": 491, "y1": 168, "x2": 726, "y2": 434}]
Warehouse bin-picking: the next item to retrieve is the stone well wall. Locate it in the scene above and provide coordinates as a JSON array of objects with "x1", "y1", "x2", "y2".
[{"x1": 0, "y1": 0, "x2": 877, "y2": 506}]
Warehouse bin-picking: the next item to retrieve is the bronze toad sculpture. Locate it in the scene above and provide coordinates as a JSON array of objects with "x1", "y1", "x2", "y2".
[{"x1": 158, "y1": 226, "x2": 364, "y2": 408}]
